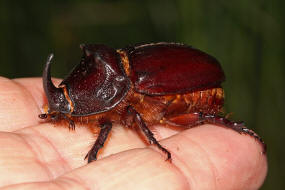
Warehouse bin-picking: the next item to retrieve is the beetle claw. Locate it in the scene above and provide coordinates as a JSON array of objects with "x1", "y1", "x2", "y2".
[
  {"x1": 84, "y1": 152, "x2": 88, "y2": 160},
  {"x1": 68, "y1": 120, "x2": 75, "y2": 130},
  {"x1": 59, "y1": 113, "x2": 75, "y2": 130}
]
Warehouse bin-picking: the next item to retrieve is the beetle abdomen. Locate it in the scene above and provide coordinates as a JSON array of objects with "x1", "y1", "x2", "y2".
[
  {"x1": 129, "y1": 87, "x2": 224, "y2": 126},
  {"x1": 73, "y1": 87, "x2": 224, "y2": 127}
]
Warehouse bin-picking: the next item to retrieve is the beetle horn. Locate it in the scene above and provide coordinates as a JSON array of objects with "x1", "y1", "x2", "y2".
[
  {"x1": 43, "y1": 54, "x2": 59, "y2": 97},
  {"x1": 42, "y1": 54, "x2": 69, "y2": 113}
]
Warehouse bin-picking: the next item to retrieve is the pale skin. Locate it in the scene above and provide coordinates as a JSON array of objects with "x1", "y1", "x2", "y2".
[{"x1": 0, "y1": 77, "x2": 267, "y2": 190}]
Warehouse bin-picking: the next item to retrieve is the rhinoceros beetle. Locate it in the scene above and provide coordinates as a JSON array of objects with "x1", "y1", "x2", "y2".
[{"x1": 39, "y1": 42, "x2": 265, "y2": 162}]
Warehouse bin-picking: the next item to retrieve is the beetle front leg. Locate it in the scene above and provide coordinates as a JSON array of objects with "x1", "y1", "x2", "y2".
[
  {"x1": 126, "y1": 106, "x2": 171, "y2": 161},
  {"x1": 85, "y1": 121, "x2": 112, "y2": 163},
  {"x1": 60, "y1": 113, "x2": 75, "y2": 130}
]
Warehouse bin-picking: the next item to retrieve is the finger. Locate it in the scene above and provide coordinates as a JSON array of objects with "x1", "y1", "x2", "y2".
[
  {"x1": 72, "y1": 124, "x2": 267, "y2": 190},
  {"x1": 0, "y1": 124, "x2": 94, "y2": 187},
  {"x1": 2, "y1": 124, "x2": 267, "y2": 190},
  {"x1": 13, "y1": 77, "x2": 62, "y2": 110},
  {"x1": 161, "y1": 124, "x2": 267, "y2": 189},
  {"x1": 65, "y1": 124, "x2": 267, "y2": 190},
  {"x1": 0, "y1": 77, "x2": 40, "y2": 131},
  {"x1": 0, "y1": 122, "x2": 148, "y2": 187},
  {"x1": 0, "y1": 77, "x2": 63, "y2": 131},
  {"x1": 1, "y1": 149, "x2": 188, "y2": 190}
]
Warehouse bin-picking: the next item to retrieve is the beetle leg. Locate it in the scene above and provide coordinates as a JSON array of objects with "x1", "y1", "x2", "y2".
[
  {"x1": 127, "y1": 106, "x2": 171, "y2": 161},
  {"x1": 41, "y1": 112, "x2": 76, "y2": 130},
  {"x1": 164, "y1": 112, "x2": 266, "y2": 153},
  {"x1": 60, "y1": 113, "x2": 75, "y2": 130},
  {"x1": 85, "y1": 121, "x2": 112, "y2": 163},
  {"x1": 201, "y1": 113, "x2": 266, "y2": 153}
]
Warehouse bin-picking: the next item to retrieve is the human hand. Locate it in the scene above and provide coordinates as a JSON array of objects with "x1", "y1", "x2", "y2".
[{"x1": 0, "y1": 77, "x2": 267, "y2": 190}]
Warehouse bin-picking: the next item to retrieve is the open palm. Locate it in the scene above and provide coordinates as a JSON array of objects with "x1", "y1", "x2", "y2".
[{"x1": 0, "y1": 77, "x2": 267, "y2": 190}]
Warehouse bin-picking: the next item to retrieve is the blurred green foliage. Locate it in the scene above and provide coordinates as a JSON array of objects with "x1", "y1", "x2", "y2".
[{"x1": 0, "y1": 0, "x2": 284, "y2": 189}]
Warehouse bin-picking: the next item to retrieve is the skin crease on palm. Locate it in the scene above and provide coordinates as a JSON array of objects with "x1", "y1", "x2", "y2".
[{"x1": 0, "y1": 76, "x2": 267, "y2": 190}]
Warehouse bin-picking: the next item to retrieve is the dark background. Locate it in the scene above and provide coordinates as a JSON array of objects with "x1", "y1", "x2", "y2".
[{"x1": 0, "y1": 0, "x2": 284, "y2": 189}]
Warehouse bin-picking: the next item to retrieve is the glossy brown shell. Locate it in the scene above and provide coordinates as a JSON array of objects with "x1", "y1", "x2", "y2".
[
  {"x1": 123, "y1": 42, "x2": 225, "y2": 95},
  {"x1": 60, "y1": 44, "x2": 130, "y2": 116}
]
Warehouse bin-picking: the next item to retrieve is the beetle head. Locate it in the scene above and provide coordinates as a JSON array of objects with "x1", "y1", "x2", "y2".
[{"x1": 39, "y1": 54, "x2": 71, "y2": 120}]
